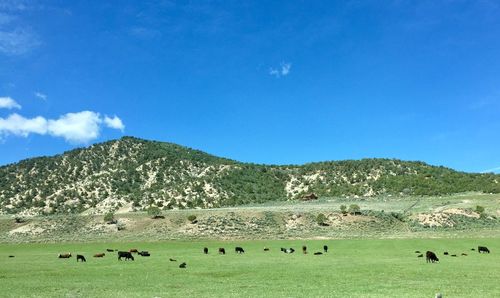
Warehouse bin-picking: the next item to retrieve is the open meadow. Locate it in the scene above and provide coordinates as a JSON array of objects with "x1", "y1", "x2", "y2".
[{"x1": 1, "y1": 238, "x2": 498, "y2": 297}]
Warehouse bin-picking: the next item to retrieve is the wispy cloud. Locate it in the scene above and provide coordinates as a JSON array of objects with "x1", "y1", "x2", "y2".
[
  {"x1": 480, "y1": 166, "x2": 500, "y2": 173},
  {"x1": 0, "y1": 111, "x2": 125, "y2": 144},
  {"x1": 269, "y1": 62, "x2": 292, "y2": 78},
  {"x1": 0, "y1": 96, "x2": 21, "y2": 109},
  {"x1": 129, "y1": 26, "x2": 161, "y2": 39},
  {"x1": 104, "y1": 115, "x2": 125, "y2": 131},
  {"x1": 34, "y1": 91, "x2": 47, "y2": 101},
  {"x1": 0, "y1": 1, "x2": 40, "y2": 55}
]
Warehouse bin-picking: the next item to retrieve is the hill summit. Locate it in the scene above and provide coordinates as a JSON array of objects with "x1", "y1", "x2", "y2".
[{"x1": 1, "y1": 136, "x2": 499, "y2": 215}]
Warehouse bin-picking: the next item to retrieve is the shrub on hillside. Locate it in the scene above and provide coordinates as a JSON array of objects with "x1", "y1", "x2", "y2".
[
  {"x1": 104, "y1": 212, "x2": 116, "y2": 224},
  {"x1": 187, "y1": 214, "x2": 197, "y2": 224},
  {"x1": 316, "y1": 213, "x2": 328, "y2": 226},
  {"x1": 147, "y1": 206, "x2": 163, "y2": 219},
  {"x1": 340, "y1": 205, "x2": 347, "y2": 215},
  {"x1": 348, "y1": 204, "x2": 361, "y2": 215}
]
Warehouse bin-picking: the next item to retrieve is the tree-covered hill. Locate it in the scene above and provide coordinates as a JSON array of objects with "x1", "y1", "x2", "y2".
[{"x1": 0, "y1": 136, "x2": 499, "y2": 215}]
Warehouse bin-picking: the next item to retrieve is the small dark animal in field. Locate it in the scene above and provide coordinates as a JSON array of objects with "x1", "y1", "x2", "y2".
[
  {"x1": 415, "y1": 250, "x2": 421, "y2": 253},
  {"x1": 138, "y1": 251, "x2": 150, "y2": 257},
  {"x1": 77, "y1": 255, "x2": 86, "y2": 262},
  {"x1": 129, "y1": 249, "x2": 139, "y2": 253},
  {"x1": 219, "y1": 248, "x2": 226, "y2": 255},
  {"x1": 235, "y1": 247, "x2": 245, "y2": 254},
  {"x1": 263, "y1": 247, "x2": 270, "y2": 251},
  {"x1": 179, "y1": 262, "x2": 187, "y2": 268},
  {"x1": 443, "y1": 252, "x2": 449, "y2": 255},
  {"x1": 106, "y1": 249, "x2": 114, "y2": 252},
  {"x1": 93, "y1": 253, "x2": 105, "y2": 258},
  {"x1": 58, "y1": 253, "x2": 72, "y2": 259},
  {"x1": 324, "y1": 245, "x2": 328, "y2": 253},
  {"x1": 451, "y1": 254, "x2": 457, "y2": 257},
  {"x1": 302, "y1": 246, "x2": 307, "y2": 254},
  {"x1": 461, "y1": 253, "x2": 468, "y2": 256},
  {"x1": 8, "y1": 255, "x2": 14, "y2": 258},
  {"x1": 152, "y1": 215, "x2": 165, "y2": 219},
  {"x1": 281, "y1": 248, "x2": 295, "y2": 254},
  {"x1": 478, "y1": 246, "x2": 490, "y2": 253},
  {"x1": 426, "y1": 251, "x2": 439, "y2": 263},
  {"x1": 471, "y1": 248, "x2": 475, "y2": 251},
  {"x1": 314, "y1": 252, "x2": 323, "y2": 255},
  {"x1": 118, "y1": 251, "x2": 134, "y2": 261},
  {"x1": 203, "y1": 247, "x2": 208, "y2": 254},
  {"x1": 169, "y1": 258, "x2": 177, "y2": 262},
  {"x1": 417, "y1": 254, "x2": 423, "y2": 258}
]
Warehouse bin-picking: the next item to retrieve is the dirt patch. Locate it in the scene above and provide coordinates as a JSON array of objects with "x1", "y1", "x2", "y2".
[
  {"x1": 443, "y1": 208, "x2": 480, "y2": 218},
  {"x1": 9, "y1": 223, "x2": 45, "y2": 235}
]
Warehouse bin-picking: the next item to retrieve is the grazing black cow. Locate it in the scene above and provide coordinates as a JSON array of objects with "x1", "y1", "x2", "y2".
[
  {"x1": 461, "y1": 253, "x2": 468, "y2": 256},
  {"x1": 93, "y1": 253, "x2": 105, "y2": 258},
  {"x1": 8, "y1": 255, "x2": 15, "y2": 258},
  {"x1": 219, "y1": 248, "x2": 226, "y2": 255},
  {"x1": 478, "y1": 246, "x2": 490, "y2": 253},
  {"x1": 58, "y1": 253, "x2": 72, "y2": 259},
  {"x1": 451, "y1": 254, "x2": 457, "y2": 257},
  {"x1": 471, "y1": 248, "x2": 476, "y2": 251},
  {"x1": 179, "y1": 262, "x2": 187, "y2": 268},
  {"x1": 302, "y1": 246, "x2": 307, "y2": 254},
  {"x1": 77, "y1": 255, "x2": 86, "y2": 262},
  {"x1": 443, "y1": 252, "x2": 449, "y2": 255},
  {"x1": 106, "y1": 249, "x2": 114, "y2": 252},
  {"x1": 314, "y1": 252, "x2": 323, "y2": 255},
  {"x1": 263, "y1": 247, "x2": 270, "y2": 251},
  {"x1": 203, "y1": 247, "x2": 208, "y2": 254},
  {"x1": 138, "y1": 251, "x2": 150, "y2": 257},
  {"x1": 417, "y1": 254, "x2": 423, "y2": 258},
  {"x1": 235, "y1": 247, "x2": 245, "y2": 254},
  {"x1": 426, "y1": 251, "x2": 439, "y2": 263},
  {"x1": 281, "y1": 248, "x2": 295, "y2": 254},
  {"x1": 415, "y1": 250, "x2": 421, "y2": 253},
  {"x1": 118, "y1": 251, "x2": 134, "y2": 261},
  {"x1": 323, "y1": 245, "x2": 328, "y2": 253},
  {"x1": 169, "y1": 258, "x2": 177, "y2": 262}
]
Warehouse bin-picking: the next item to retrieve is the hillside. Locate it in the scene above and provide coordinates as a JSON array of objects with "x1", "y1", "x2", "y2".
[{"x1": 0, "y1": 136, "x2": 499, "y2": 216}]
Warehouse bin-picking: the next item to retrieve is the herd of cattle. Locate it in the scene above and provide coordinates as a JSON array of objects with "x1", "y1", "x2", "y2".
[
  {"x1": 54, "y1": 244, "x2": 331, "y2": 268},
  {"x1": 416, "y1": 246, "x2": 491, "y2": 263}
]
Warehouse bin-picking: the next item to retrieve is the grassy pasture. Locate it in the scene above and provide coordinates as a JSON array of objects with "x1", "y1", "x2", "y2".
[{"x1": 0, "y1": 238, "x2": 498, "y2": 297}]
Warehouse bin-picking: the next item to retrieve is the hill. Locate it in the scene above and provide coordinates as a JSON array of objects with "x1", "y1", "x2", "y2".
[{"x1": 0, "y1": 136, "x2": 499, "y2": 216}]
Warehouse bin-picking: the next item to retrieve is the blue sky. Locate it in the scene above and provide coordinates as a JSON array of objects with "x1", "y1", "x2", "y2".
[{"x1": 0, "y1": 0, "x2": 499, "y2": 173}]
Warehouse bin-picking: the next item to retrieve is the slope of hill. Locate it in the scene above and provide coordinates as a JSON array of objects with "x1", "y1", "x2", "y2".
[{"x1": 0, "y1": 136, "x2": 499, "y2": 216}]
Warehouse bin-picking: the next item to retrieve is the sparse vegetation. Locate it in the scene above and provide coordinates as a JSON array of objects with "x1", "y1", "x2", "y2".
[{"x1": 0, "y1": 136, "x2": 499, "y2": 216}]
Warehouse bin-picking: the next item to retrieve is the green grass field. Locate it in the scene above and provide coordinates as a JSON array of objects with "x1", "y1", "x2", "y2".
[{"x1": 1, "y1": 238, "x2": 498, "y2": 297}]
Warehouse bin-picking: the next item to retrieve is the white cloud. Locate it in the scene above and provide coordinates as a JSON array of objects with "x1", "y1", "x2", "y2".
[
  {"x1": 104, "y1": 115, "x2": 125, "y2": 131},
  {"x1": 269, "y1": 62, "x2": 292, "y2": 78},
  {"x1": 0, "y1": 96, "x2": 21, "y2": 109},
  {"x1": 0, "y1": 111, "x2": 125, "y2": 144},
  {"x1": 0, "y1": 113, "x2": 46, "y2": 136},
  {"x1": 47, "y1": 111, "x2": 102, "y2": 144},
  {"x1": 34, "y1": 92, "x2": 47, "y2": 100}
]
